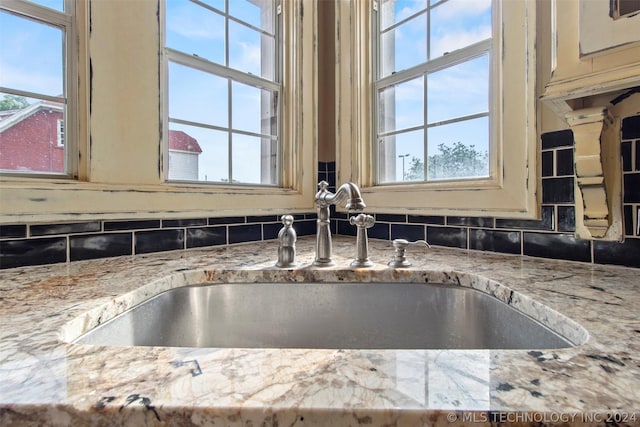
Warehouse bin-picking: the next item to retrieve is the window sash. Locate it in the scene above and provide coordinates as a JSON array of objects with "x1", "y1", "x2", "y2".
[
  {"x1": 0, "y1": 0, "x2": 76, "y2": 178},
  {"x1": 373, "y1": 0, "x2": 493, "y2": 185},
  {"x1": 163, "y1": 0, "x2": 282, "y2": 186}
]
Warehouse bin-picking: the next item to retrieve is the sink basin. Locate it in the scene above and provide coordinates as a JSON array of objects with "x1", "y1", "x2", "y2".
[{"x1": 74, "y1": 282, "x2": 577, "y2": 349}]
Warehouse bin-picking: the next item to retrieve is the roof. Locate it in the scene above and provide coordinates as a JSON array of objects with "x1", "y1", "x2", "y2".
[
  {"x1": 0, "y1": 101, "x2": 63, "y2": 133},
  {"x1": 168, "y1": 130, "x2": 202, "y2": 153}
]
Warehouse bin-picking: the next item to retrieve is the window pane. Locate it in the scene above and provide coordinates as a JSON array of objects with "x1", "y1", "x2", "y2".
[
  {"x1": 0, "y1": 93, "x2": 66, "y2": 173},
  {"x1": 232, "y1": 133, "x2": 276, "y2": 184},
  {"x1": 168, "y1": 62, "x2": 228, "y2": 128},
  {"x1": 380, "y1": 0, "x2": 427, "y2": 30},
  {"x1": 427, "y1": 116, "x2": 489, "y2": 180},
  {"x1": 166, "y1": 0, "x2": 225, "y2": 65},
  {"x1": 378, "y1": 76, "x2": 424, "y2": 134},
  {"x1": 379, "y1": 13, "x2": 426, "y2": 77},
  {"x1": 27, "y1": 0, "x2": 63, "y2": 11},
  {"x1": 0, "y1": 11, "x2": 64, "y2": 97},
  {"x1": 427, "y1": 54, "x2": 489, "y2": 124},
  {"x1": 430, "y1": 0, "x2": 492, "y2": 59},
  {"x1": 229, "y1": 0, "x2": 274, "y2": 34},
  {"x1": 168, "y1": 123, "x2": 228, "y2": 182},
  {"x1": 232, "y1": 82, "x2": 277, "y2": 136},
  {"x1": 164, "y1": 0, "x2": 280, "y2": 186},
  {"x1": 229, "y1": 21, "x2": 274, "y2": 79},
  {"x1": 199, "y1": 0, "x2": 225, "y2": 13},
  {"x1": 378, "y1": 129, "x2": 424, "y2": 183}
]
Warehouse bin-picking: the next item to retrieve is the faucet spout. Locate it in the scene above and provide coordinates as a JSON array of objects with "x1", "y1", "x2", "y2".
[
  {"x1": 316, "y1": 181, "x2": 366, "y2": 212},
  {"x1": 313, "y1": 181, "x2": 366, "y2": 266}
]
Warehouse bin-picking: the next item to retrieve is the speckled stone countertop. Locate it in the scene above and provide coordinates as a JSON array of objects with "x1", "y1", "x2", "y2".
[{"x1": 1, "y1": 236, "x2": 639, "y2": 426}]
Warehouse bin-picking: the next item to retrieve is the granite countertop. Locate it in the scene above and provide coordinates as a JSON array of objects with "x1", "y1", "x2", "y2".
[{"x1": 1, "y1": 236, "x2": 639, "y2": 426}]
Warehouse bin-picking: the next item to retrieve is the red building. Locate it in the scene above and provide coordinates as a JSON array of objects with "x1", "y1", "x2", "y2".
[
  {"x1": 0, "y1": 101, "x2": 64, "y2": 173},
  {"x1": 0, "y1": 102, "x2": 201, "y2": 177}
]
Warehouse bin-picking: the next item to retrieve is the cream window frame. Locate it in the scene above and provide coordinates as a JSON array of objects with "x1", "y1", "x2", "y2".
[
  {"x1": 163, "y1": 0, "x2": 283, "y2": 186},
  {"x1": 336, "y1": 0, "x2": 538, "y2": 218},
  {"x1": 0, "y1": 0, "x2": 79, "y2": 178},
  {"x1": 0, "y1": 0, "x2": 316, "y2": 224}
]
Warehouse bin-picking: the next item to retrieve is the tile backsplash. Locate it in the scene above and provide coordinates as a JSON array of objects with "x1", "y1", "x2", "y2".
[
  {"x1": 0, "y1": 215, "x2": 317, "y2": 269},
  {"x1": 1, "y1": 116, "x2": 639, "y2": 269}
]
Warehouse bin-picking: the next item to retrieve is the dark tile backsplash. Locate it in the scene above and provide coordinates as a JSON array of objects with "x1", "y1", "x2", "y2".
[
  {"x1": 0, "y1": 224, "x2": 27, "y2": 239},
  {"x1": 186, "y1": 226, "x2": 227, "y2": 249},
  {"x1": 557, "y1": 206, "x2": 576, "y2": 233},
  {"x1": 70, "y1": 233, "x2": 133, "y2": 262},
  {"x1": 556, "y1": 149, "x2": 574, "y2": 176},
  {"x1": 541, "y1": 129, "x2": 574, "y2": 149},
  {"x1": 228, "y1": 224, "x2": 262, "y2": 244},
  {"x1": 594, "y1": 238, "x2": 640, "y2": 267},
  {"x1": 426, "y1": 226, "x2": 468, "y2": 249},
  {"x1": 469, "y1": 229, "x2": 521, "y2": 255},
  {"x1": 541, "y1": 151, "x2": 554, "y2": 177},
  {"x1": 104, "y1": 220, "x2": 161, "y2": 231},
  {"x1": 0, "y1": 237, "x2": 67, "y2": 269},
  {"x1": 624, "y1": 174, "x2": 640, "y2": 203},
  {"x1": 162, "y1": 218, "x2": 207, "y2": 228},
  {"x1": 523, "y1": 232, "x2": 592, "y2": 263},
  {"x1": 2, "y1": 119, "x2": 640, "y2": 269},
  {"x1": 408, "y1": 215, "x2": 445, "y2": 225},
  {"x1": 622, "y1": 142, "x2": 632, "y2": 171},
  {"x1": 391, "y1": 223, "x2": 425, "y2": 241},
  {"x1": 622, "y1": 115, "x2": 640, "y2": 139},
  {"x1": 135, "y1": 229, "x2": 185, "y2": 254},
  {"x1": 30, "y1": 221, "x2": 101, "y2": 237},
  {"x1": 542, "y1": 177, "x2": 575, "y2": 204}
]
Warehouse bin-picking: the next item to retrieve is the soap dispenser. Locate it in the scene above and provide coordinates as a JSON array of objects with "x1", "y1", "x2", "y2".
[{"x1": 276, "y1": 215, "x2": 297, "y2": 268}]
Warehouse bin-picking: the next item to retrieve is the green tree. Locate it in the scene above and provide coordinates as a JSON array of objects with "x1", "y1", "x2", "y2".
[
  {"x1": 404, "y1": 156, "x2": 425, "y2": 181},
  {"x1": 429, "y1": 141, "x2": 487, "y2": 179},
  {"x1": 402, "y1": 141, "x2": 488, "y2": 181},
  {"x1": 0, "y1": 95, "x2": 29, "y2": 111}
]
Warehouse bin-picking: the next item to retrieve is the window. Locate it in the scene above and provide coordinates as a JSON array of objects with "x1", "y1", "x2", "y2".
[
  {"x1": 164, "y1": 0, "x2": 280, "y2": 185},
  {"x1": 0, "y1": 0, "x2": 76, "y2": 176},
  {"x1": 336, "y1": 0, "x2": 538, "y2": 218},
  {"x1": 375, "y1": 0, "x2": 492, "y2": 183},
  {"x1": 56, "y1": 119, "x2": 64, "y2": 147},
  {"x1": 0, "y1": 0, "x2": 315, "y2": 223}
]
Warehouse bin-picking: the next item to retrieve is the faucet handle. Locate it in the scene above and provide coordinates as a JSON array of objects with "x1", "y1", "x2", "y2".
[{"x1": 388, "y1": 239, "x2": 431, "y2": 268}]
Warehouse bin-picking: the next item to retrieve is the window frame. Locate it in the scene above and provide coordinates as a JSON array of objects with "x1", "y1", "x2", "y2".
[
  {"x1": 162, "y1": 0, "x2": 283, "y2": 186},
  {"x1": 373, "y1": 1, "x2": 493, "y2": 184},
  {"x1": 336, "y1": 0, "x2": 539, "y2": 218},
  {"x1": 0, "y1": 0, "x2": 78, "y2": 179}
]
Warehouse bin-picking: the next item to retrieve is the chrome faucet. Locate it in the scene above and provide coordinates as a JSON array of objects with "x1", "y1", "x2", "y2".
[{"x1": 313, "y1": 180, "x2": 366, "y2": 266}]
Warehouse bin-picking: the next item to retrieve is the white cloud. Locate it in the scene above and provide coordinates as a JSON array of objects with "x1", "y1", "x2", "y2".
[
  {"x1": 230, "y1": 42, "x2": 261, "y2": 73},
  {"x1": 432, "y1": 0, "x2": 491, "y2": 20},
  {"x1": 431, "y1": 25, "x2": 491, "y2": 57}
]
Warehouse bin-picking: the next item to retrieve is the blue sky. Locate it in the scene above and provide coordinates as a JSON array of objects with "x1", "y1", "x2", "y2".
[{"x1": 0, "y1": 9, "x2": 64, "y2": 97}]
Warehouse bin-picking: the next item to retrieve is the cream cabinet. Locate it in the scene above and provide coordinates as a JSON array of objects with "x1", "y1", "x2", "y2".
[{"x1": 539, "y1": 0, "x2": 640, "y2": 241}]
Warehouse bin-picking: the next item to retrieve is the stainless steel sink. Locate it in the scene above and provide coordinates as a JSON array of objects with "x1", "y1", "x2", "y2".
[{"x1": 74, "y1": 282, "x2": 576, "y2": 349}]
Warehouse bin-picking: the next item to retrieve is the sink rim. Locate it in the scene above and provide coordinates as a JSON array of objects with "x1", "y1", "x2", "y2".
[{"x1": 59, "y1": 268, "x2": 590, "y2": 349}]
